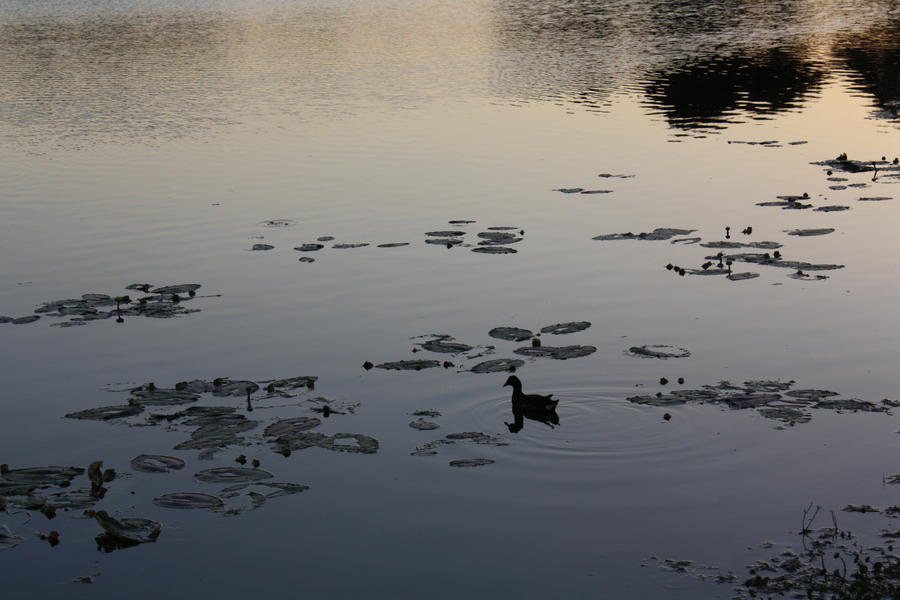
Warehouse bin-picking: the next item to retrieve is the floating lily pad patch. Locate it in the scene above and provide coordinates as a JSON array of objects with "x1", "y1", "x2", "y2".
[
  {"x1": 593, "y1": 228, "x2": 696, "y2": 241},
  {"x1": 66, "y1": 404, "x2": 144, "y2": 421},
  {"x1": 1, "y1": 466, "x2": 85, "y2": 489},
  {"x1": 727, "y1": 272, "x2": 759, "y2": 281},
  {"x1": 470, "y1": 358, "x2": 524, "y2": 373},
  {"x1": 786, "y1": 228, "x2": 834, "y2": 236},
  {"x1": 214, "y1": 482, "x2": 309, "y2": 516},
  {"x1": 449, "y1": 458, "x2": 494, "y2": 467},
  {"x1": 260, "y1": 219, "x2": 295, "y2": 227},
  {"x1": 471, "y1": 246, "x2": 517, "y2": 254},
  {"x1": 0, "y1": 524, "x2": 24, "y2": 550},
  {"x1": 263, "y1": 417, "x2": 321, "y2": 437},
  {"x1": 627, "y1": 345, "x2": 691, "y2": 359},
  {"x1": 425, "y1": 238, "x2": 463, "y2": 246},
  {"x1": 153, "y1": 492, "x2": 225, "y2": 509},
  {"x1": 700, "y1": 241, "x2": 782, "y2": 249},
  {"x1": 410, "y1": 419, "x2": 440, "y2": 430},
  {"x1": 130, "y1": 387, "x2": 200, "y2": 406},
  {"x1": 317, "y1": 236, "x2": 334, "y2": 242},
  {"x1": 375, "y1": 360, "x2": 441, "y2": 371},
  {"x1": 92, "y1": 510, "x2": 161, "y2": 544},
  {"x1": 195, "y1": 467, "x2": 274, "y2": 484},
  {"x1": 130, "y1": 455, "x2": 185, "y2": 473},
  {"x1": 377, "y1": 242, "x2": 409, "y2": 248},
  {"x1": 859, "y1": 196, "x2": 892, "y2": 201},
  {"x1": 294, "y1": 244, "x2": 324, "y2": 252},
  {"x1": 540, "y1": 321, "x2": 590, "y2": 335},
  {"x1": 420, "y1": 339, "x2": 473, "y2": 354},
  {"x1": 488, "y1": 327, "x2": 533, "y2": 342},
  {"x1": 477, "y1": 231, "x2": 521, "y2": 244},
  {"x1": 332, "y1": 243, "x2": 369, "y2": 249},
  {"x1": 270, "y1": 432, "x2": 378, "y2": 455},
  {"x1": 250, "y1": 244, "x2": 274, "y2": 251},
  {"x1": 425, "y1": 231, "x2": 465, "y2": 237},
  {"x1": 412, "y1": 432, "x2": 508, "y2": 457},
  {"x1": 298, "y1": 257, "x2": 315, "y2": 263},
  {"x1": 514, "y1": 345, "x2": 596, "y2": 359},
  {"x1": 813, "y1": 205, "x2": 850, "y2": 212}
]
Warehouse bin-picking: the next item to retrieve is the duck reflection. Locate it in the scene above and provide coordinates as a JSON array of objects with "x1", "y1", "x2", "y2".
[{"x1": 502, "y1": 375, "x2": 560, "y2": 433}]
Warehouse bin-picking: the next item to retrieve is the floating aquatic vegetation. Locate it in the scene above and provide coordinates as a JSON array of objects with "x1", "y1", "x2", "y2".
[
  {"x1": 514, "y1": 345, "x2": 596, "y2": 359},
  {"x1": 298, "y1": 257, "x2": 315, "y2": 263},
  {"x1": 420, "y1": 339, "x2": 473, "y2": 354},
  {"x1": 129, "y1": 455, "x2": 185, "y2": 473},
  {"x1": 412, "y1": 410, "x2": 442, "y2": 418},
  {"x1": 786, "y1": 228, "x2": 835, "y2": 236},
  {"x1": 250, "y1": 244, "x2": 274, "y2": 251},
  {"x1": 449, "y1": 458, "x2": 494, "y2": 467},
  {"x1": 539, "y1": 321, "x2": 590, "y2": 335},
  {"x1": 471, "y1": 246, "x2": 516, "y2": 254},
  {"x1": 153, "y1": 492, "x2": 225, "y2": 509},
  {"x1": 858, "y1": 196, "x2": 892, "y2": 201},
  {"x1": 263, "y1": 417, "x2": 321, "y2": 437},
  {"x1": 152, "y1": 284, "x2": 201, "y2": 295},
  {"x1": 477, "y1": 231, "x2": 522, "y2": 244},
  {"x1": 785, "y1": 389, "x2": 839, "y2": 400},
  {"x1": 627, "y1": 345, "x2": 691, "y2": 359},
  {"x1": 130, "y1": 387, "x2": 200, "y2": 406},
  {"x1": 812, "y1": 155, "x2": 875, "y2": 173},
  {"x1": 409, "y1": 419, "x2": 440, "y2": 431},
  {"x1": 179, "y1": 378, "x2": 259, "y2": 397},
  {"x1": 707, "y1": 252, "x2": 844, "y2": 271},
  {"x1": 44, "y1": 488, "x2": 101, "y2": 510},
  {"x1": 1, "y1": 466, "x2": 84, "y2": 490},
  {"x1": 11, "y1": 315, "x2": 40, "y2": 324},
  {"x1": 270, "y1": 431, "x2": 379, "y2": 455},
  {"x1": 579, "y1": 190, "x2": 613, "y2": 194},
  {"x1": 757, "y1": 407, "x2": 811, "y2": 424},
  {"x1": 448, "y1": 219, "x2": 476, "y2": 224},
  {"x1": 842, "y1": 504, "x2": 880, "y2": 513},
  {"x1": 670, "y1": 237, "x2": 702, "y2": 245},
  {"x1": 214, "y1": 482, "x2": 309, "y2": 516},
  {"x1": 554, "y1": 188, "x2": 584, "y2": 193},
  {"x1": 829, "y1": 184, "x2": 847, "y2": 190},
  {"x1": 470, "y1": 358, "x2": 524, "y2": 374},
  {"x1": 260, "y1": 219, "x2": 295, "y2": 227},
  {"x1": 294, "y1": 243, "x2": 324, "y2": 252},
  {"x1": 488, "y1": 327, "x2": 533, "y2": 342},
  {"x1": 727, "y1": 272, "x2": 759, "y2": 281},
  {"x1": 425, "y1": 231, "x2": 465, "y2": 237},
  {"x1": 375, "y1": 359, "x2": 441, "y2": 371},
  {"x1": 92, "y1": 510, "x2": 161, "y2": 545},
  {"x1": 377, "y1": 242, "x2": 409, "y2": 248},
  {"x1": 814, "y1": 398, "x2": 888, "y2": 412},
  {"x1": 332, "y1": 243, "x2": 369, "y2": 249},
  {"x1": 65, "y1": 404, "x2": 144, "y2": 421},
  {"x1": 598, "y1": 173, "x2": 635, "y2": 178},
  {"x1": 0, "y1": 524, "x2": 24, "y2": 550},
  {"x1": 260, "y1": 376, "x2": 317, "y2": 394},
  {"x1": 700, "y1": 240, "x2": 782, "y2": 249},
  {"x1": 194, "y1": 467, "x2": 274, "y2": 484},
  {"x1": 593, "y1": 228, "x2": 696, "y2": 241},
  {"x1": 412, "y1": 431, "x2": 508, "y2": 456},
  {"x1": 317, "y1": 236, "x2": 335, "y2": 242}
]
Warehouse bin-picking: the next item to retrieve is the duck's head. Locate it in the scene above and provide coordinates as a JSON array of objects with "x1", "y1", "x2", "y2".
[{"x1": 503, "y1": 375, "x2": 521, "y2": 388}]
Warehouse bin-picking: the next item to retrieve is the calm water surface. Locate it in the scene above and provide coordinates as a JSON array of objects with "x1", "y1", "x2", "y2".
[{"x1": 1, "y1": 0, "x2": 899, "y2": 597}]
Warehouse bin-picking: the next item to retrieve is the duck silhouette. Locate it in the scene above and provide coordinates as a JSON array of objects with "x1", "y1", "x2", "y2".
[{"x1": 503, "y1": 375, "x2": 559, "y2": 433}]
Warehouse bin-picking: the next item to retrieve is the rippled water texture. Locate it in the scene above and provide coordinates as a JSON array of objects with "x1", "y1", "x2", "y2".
[{"x1": 1, "y1": 0, "x2": 899, "y2": 598}]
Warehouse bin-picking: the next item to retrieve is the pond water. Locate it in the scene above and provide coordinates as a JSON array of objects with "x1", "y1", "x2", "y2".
[{"x1": 2, "y1": 0, "x2": 900, "y2": 597}]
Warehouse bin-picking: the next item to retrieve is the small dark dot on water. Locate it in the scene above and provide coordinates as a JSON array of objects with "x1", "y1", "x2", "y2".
[
  {"x1": 660, "y1": 377, "x2": 668, "y2": 385},
  {"x1": 678, "y1": 377, "x2": 685, "y2": 384}
]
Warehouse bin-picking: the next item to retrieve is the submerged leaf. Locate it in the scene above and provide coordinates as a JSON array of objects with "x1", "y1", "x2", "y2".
[{"x1": 153, "y1": 492, "x2": 225, "y2": 509}]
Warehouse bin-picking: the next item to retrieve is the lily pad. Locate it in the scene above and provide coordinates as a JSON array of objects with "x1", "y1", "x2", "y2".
[
  {"x1": 787, "y1": 228, "x2": 835, "y2": 236},
  {"x1": 449, "y1": 458, "x2": 495, "y2": 467},
  {"x1": 0, "y1": 524, "x2": 24, "y2": 550},
  {"x1": 298, "y1": 257, "x2": 315, "y2": 263},
  {"x1": 294, "y1": 244, "x2": 324, "y2": 252},
  {"x1": 540, "y1": 321, "x2": 591, "y2": 335},
  {"x1": 260, "y1": 219, "x2": 295, "y2": 227},
  {"x1": 263, "y1": 417, "x2": 321, "y2": 437},
  {"x1": 153, "y1": 492, "x2": 225, "y2": 509},
  {"x1": 627, "y1": 345, "x2": 691, "y2": 359},
  {"x1": 477, "y1": 231, "x2": 521, "y2": 244},
  {"x1": 814, "y1": 205, "x2": 850, "y2": 212},
  {"x1": 785, "y1": 389, "x2": 840, "y2": 400},
  {"x1": 151, "y1": 284, "x2": 201, "y2": 295},
  {"x1": 471, "y1": 246, "x2": 517, "y2": 254},
  {"x1": 66, "y1": 404, "x2": 144, "y2": 421},
  {"x1": 470, "y1": 358, "x2": 524, "y2": 373},
  {"x1": 375, "y1": 360, "x2": 441, "y2": 371},
  {"x1": 1, "y1": 466, "x2": 84, "y2": 488},
  {"x1": 251, "y1": 244, "x2": 274, "y2": 251},
  {"x1": 271, "y1": 431, "x2": 379, "y2": 454},
  {"x1": 514, "y1": 345, "x2": 596, "y2": 359},
  {"x1": 858, "y1": 196, "x2": 892, "y2": 201},
  {"x1": 758, "y1": 407, "x2": 811, "y2": 424},
  {"x1": 488, "y1": 327, "x2": 533, "y2": 342},
  {"x1": 377, "y1": 243, "x2": 410, "y2": 248},
  {"x1": 727, "y1": 272, "x2": 760, "y2": 281},
  {"x1": 332, "y1": 243, "x2": 369, "y2": 249},
  {"x1": 425, "y1": 238, "x2": 463, "y2": 246},
  {"x1": 213, "y1": 482, "x2": 309, "y2": 516},
  {"x1": 425, "y1": 231, "x2": 465, "y2": 237},
  {"x1": 130, "y1": 388, "x2": 200, "y2": 406},
  {"x1": 409, "y1": 419, "x2": 440, "y2": 431},
  {"x1": 130, "y1": 455, "x2": 186, "y2": 473},
  {"x1": 12, "y1": 315, "x2": 40, "y2": 324},
  {"x1": 92, "y1": 510, "x2": 161, "y2": 544},
  {"x1": 593, "y1": 228, "x2": 696, "y2": 241},
  {"x1": 194, "y1": 467, "x2": 274, "y2": 483},
  {"x1": 421, "y1": 340, "x2": 473, "y2": 354}
]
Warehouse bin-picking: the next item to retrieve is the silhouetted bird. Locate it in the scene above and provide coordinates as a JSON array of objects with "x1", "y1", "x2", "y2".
[{"x1": 503, "y1": 376, "x2": 559, "y2": 433}]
